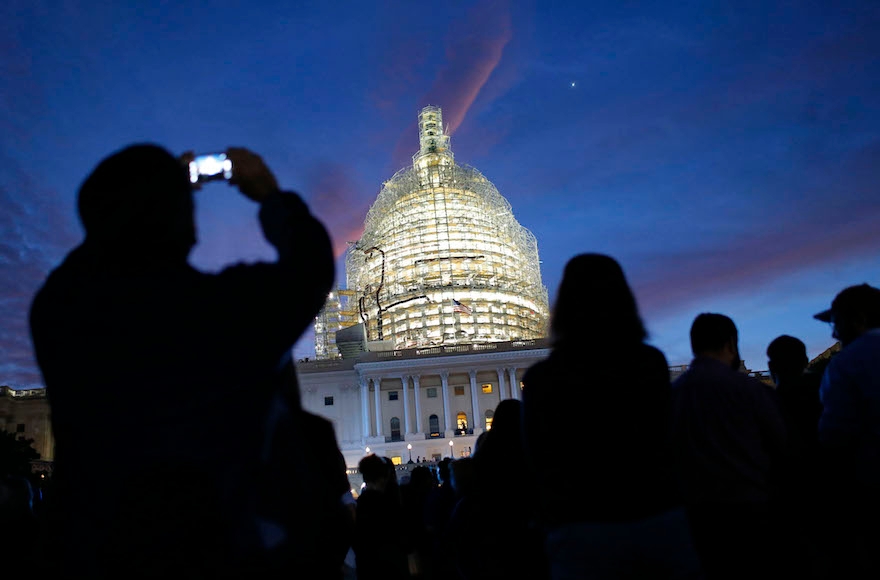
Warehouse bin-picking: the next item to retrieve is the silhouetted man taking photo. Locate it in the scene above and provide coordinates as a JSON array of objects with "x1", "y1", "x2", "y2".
[{"x1": 29, "y1": 144, "x2": 334, "y2": 578}]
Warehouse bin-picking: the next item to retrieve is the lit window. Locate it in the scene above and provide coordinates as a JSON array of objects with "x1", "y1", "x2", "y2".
[
  {"x1": 454, "y1": 386, "x2": 465, "y2": 396},
  {"x1": 427, "y1": 387, "x2": 438, "y2": 398},
  {"x1": 324, "y1": 396, "x2": 334, "y2": 406},
  {"x1": 481, "y1": 383, "x2": 493, "y2": 394},
  {"x1": 390, "y1": 456, "x2": 402, "y2": 465},
  {"x1": 389, "y1": 391, "x2": 399, "y2": 401}
]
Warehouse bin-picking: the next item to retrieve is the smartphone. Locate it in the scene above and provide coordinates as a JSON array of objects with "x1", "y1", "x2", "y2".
[{"x1": 189, "y1": 153, "x2": 233, "y2": 184}]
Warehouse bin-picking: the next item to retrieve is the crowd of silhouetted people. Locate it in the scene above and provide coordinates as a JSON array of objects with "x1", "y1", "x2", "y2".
[
  {"x1": 341, "y1": 260, "x2": 879, "y2": 580},
  {"x1": 2, "y1": 143, "x2": 878, "y2": 579}
]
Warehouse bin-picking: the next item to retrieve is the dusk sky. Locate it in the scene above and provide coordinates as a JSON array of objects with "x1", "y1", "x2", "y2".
[{"x1": 2, "y1": 0, "x2": 879, "y2": 388}]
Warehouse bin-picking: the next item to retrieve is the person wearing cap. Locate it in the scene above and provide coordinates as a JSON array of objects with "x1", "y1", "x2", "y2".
[
  {"x1": 28, "y1": 144, "x2": 335, "y2": 577},
  {"x1": 813, "y1": 283, "x2": 880, "y2": 578}
]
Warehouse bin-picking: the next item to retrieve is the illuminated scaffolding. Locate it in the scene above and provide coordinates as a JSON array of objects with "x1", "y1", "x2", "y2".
[
  {"x1": 315, "y1": 105, "x2": 549, "y2": 357},
  {"x1": 314, "y1": 287, "x2": 359, "y2": 359}
]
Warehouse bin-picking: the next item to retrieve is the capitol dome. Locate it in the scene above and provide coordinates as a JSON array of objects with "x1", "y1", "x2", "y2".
[{"x1": 316, "y1": 106, "x2": 549, "y2": 357}]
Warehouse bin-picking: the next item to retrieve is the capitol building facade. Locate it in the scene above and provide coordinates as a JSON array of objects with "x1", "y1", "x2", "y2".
[
  {"x1": 303, "y1": 106, "x2": 551, "y2": 467},
  {"x1": 299, "y1": 339, "x2": 550, "y2": 468}
]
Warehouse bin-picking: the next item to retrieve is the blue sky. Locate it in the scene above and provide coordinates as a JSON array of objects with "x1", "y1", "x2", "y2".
[{"x1": 2, "y1": 0, "x2": 879, "y2": 387}]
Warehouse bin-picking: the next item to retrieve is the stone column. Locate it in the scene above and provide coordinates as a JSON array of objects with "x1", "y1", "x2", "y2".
[
  {"x1": 496, "y1": 367, "x2": 508, "y2": 400},
  {"x1": 401, "y1": 375, "x2": 412, "y2": 435},
  {"x1": 440, "y1": 370, "x2": 453, "y2": 436},
  {"x1": 469, "y1": 370, "x2": 482, "y2": 434},
  {"x1": 359, "y1": 375, "x2": 370, "y2": 439},
  {"x1": 507, "y1": 367, "x2": 519, "y2": 400},
  {"x1": 373, "y1": 377, "x2": 383, "y2": 437},
  {"x1": 413, "y1": 375, "x2": 423, "y2": 434}
]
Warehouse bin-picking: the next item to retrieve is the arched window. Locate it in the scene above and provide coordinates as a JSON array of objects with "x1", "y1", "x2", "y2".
[
  {"x1": 485, "y1": 409, "x2": 494, "y2": 430},
  {"x1": 390, "y1": 417, "x2": 401, "y2": 441},
  {"x1": 456, "y1": 412, "x2": 468, "y2": 435},
  {"x1": 429, "y1": 414, "x2": 440, "y2": 437}
]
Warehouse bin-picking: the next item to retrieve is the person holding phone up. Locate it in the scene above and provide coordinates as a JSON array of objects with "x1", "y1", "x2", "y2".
[{"x1": 29, "y1": 144, "x2": 335, "y2": 578}]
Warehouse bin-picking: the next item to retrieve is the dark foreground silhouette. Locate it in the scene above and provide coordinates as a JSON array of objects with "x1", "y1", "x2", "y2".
[{"x1": 29, "y1": 144, "x2": 336, "y2": 577}]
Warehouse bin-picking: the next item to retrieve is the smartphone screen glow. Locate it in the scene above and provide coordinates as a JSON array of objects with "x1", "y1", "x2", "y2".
[{"x1": 189, "y1": 153, "x2": 233, "y2": 183}]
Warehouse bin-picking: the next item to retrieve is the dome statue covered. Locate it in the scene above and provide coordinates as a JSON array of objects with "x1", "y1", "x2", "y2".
[{"x1": 316, "y1": 106, "x2": 549, "y2": 358}]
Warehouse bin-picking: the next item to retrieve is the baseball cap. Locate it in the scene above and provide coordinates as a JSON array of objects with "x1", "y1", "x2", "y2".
[{"x1": 814, "y1": 283, "x2": 880, "y2": 323}]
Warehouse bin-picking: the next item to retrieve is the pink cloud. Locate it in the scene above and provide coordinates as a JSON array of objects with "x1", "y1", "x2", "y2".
[
  {"x1": 391, "y1": 0, "x2": 513, "y2": 166},
  {"x1": 301, "y1": 162, "x2": 371, "y2": 259},
  {"x1": 635, "y1": 206, "x2": 880, "y2": 318}
]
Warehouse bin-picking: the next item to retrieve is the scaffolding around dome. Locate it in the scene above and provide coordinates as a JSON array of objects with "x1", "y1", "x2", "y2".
[{"x1": 314, "y1": 105, "x2": 549, "y2": 358}]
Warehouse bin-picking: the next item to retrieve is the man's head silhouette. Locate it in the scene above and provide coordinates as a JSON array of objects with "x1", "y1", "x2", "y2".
[
  {"x1": 77, "y1": 144, "x2": 196, "y2": 260},
  {"x1": 814, "y1": 283, "x2": 880, "y2": 347},
  {"x1": 690, "y1": 313, "x2": 741, "y2": 371},
  {"x1": 766, "y1": 335, "x2": 808, "y2": 385}
]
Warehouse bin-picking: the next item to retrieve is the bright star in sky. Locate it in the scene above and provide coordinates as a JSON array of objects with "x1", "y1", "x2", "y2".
[{"x1": 570, "y1": 81, "x2": 576, "y2": 87}]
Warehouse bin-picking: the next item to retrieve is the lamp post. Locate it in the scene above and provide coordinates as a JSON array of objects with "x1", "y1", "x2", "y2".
[
  {"x1": 365, "y1": 446, "x2": 371, "y2": 455},
  {"x1": 407, "y1": 443, "x2": 413, "y2": 463},
  {"x1": 448, "y1": 440, "x2": 454, "y2": 458}
]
